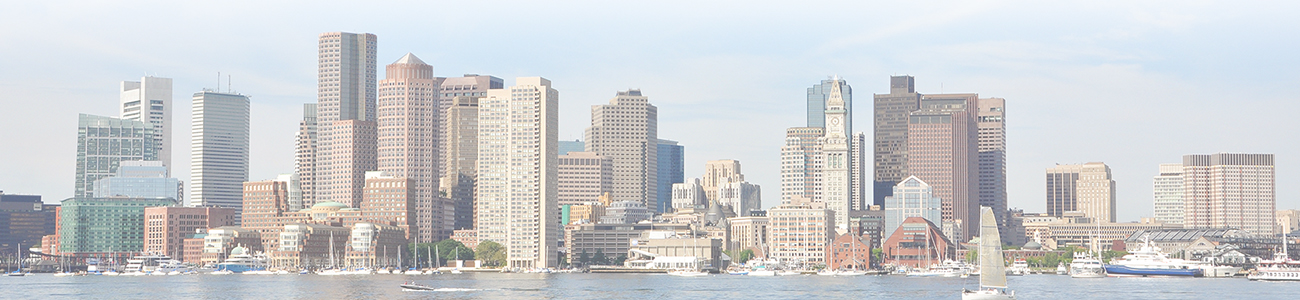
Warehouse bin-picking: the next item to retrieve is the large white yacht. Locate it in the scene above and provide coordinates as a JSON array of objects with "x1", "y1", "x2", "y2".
[
  {"x1": 1248, "y1": 241, "x2": 1300, "y2": 281},
  {"x1": 1069, "y1": 253, "x2": 1106, "y2": 278}
]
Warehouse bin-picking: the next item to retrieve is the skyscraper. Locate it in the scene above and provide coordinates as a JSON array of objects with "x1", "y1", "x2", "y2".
[
  {"x1": 293, "y1": 104, "x2": 317, "y2": 210},
  {"x1": 906, "y1": 93, "x2": 978, "y2": 242},
  {"x1": 873, "y1": 76, "x2": 921, "y2": 207},
  {"x1": 190, "y1": 91, "x2": 250, "y2": 209},
  {"x1": 557, "y1": 152, "x2": 613, "y2": 206},
  {"x1": 584, "y1": 89, "x2": 658, "y2": 212},
  {"x1": 1152, "y1": 163, "x2": 1184, "y2": 225},
  {"x1": 976, "y1": 98, "x2": 1008, "y2": 232},
  {"x1": 120, "y1": 76, "x2": 172, "y2": 173},
  {"x1": 1182, "y1": 153, "x2": 1275, "y2": 235},
  {"x1": 376, "y1": 53, "x2": 446, "y2": 242},
  {"x1": 476, "y1": 77, "x2": 559, "y2": 268},
  {"x1": 656, "y1": 139, "x2": 684, "y2": 214},
  {"x1": 440, "y1": 96, "x2": 480, "y2": 230},
  {"x1": 74, "y1": 114, "x2": 157, "y2": 198},
  {"x1": 820, "y1": 79, "x2": 852, "y2": 230},
  {"x1": 1046, "y1": 162, "x2": 1115, "y2": 222},
  {"x1": 315, "y1": 32, "x2": 378, "y2": 208},
  {"x1": 702, "y1": 160, "x2": 744, "y2": 202},
  {"x1": 849, "y1": 132, "x2": 867, "y2": 211},
  {"x1": 780, "y1": 127, "x2": 823, "y2": 204}
]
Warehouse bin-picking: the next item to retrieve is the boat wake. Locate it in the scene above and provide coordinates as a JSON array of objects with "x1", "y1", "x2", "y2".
[{"x1": 403, "y1": 287, "x2": 483, "y2": 292}]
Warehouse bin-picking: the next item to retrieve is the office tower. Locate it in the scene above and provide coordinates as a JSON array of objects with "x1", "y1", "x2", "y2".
[
  {"x1": 120, "y1": 76, "x2": 173, "y2": 173},
  {"x1": 376, "y1": 53, "x2": 444, "y2": 242},
  {"x1": 780, "y1": 127, "x2": 824, "y2": 204},
  {"x1": 435, "y1": 74, "x2": 502, "y2": 116},
  {"x1": 190, "y1": 91, "x2": 250, "y2": 208},
  {"x1": 907, "y1": 93, "x2": 978, "y2": 242},
  {"x1": 316, "y1": 32, "x2": 377, "y2": 208},
  {"x1": 0, "y1": 193, "x2": 55, "y2": 249},
  {"x1": 59, "y1": 197, "x2": 176, "y2": 254},
  {"x1": 241, "y1": 179, "x2": 290, "y2": 250},
  {"x1": 440, "y1": 96, "x2": 480, "y2": 230},
  {"x1": 671, "y1": 178, "x2": 708, "y2": 210},
  {"x1": 74, "y1": 114, "x2": 158, "y2": 198},
  {"x1": 584, "y1": 89, "x2": 658, "y2": 212},
  {"x1": 1182, "y1": 153, "x2": 1275, "y2": 235},
  {"x1": 93, "y1": 161, "x2": 182, "y2": 201},
  {"x1": 976, "y1": 98, "x2": 1008, "y2": 231},
  {"x1": 873, "y1": 76, "x2": 921, "y2": 207},
  {"x1": 717, "y1": 180, "x2": 761, "y2": 216},
  {"x1": 767, "y1": 201, "x2": 835, "y2": 265},
  {"x1": 820, "y1": 79, "x2": 852, "y2": 230},
  {"x1": 476, "y1": 77, "x2": 559, "y2": 268},
  {"x1": 850, "y1": 132, "x2": 867, "y2": 211},
  {"x1": 1046, "y1": 162, "x2": 1115, "y2": 222},
  {"x1": 702, "y1": 160, "x2": 743, "y2": 202},
  {"x1": 559, "y1": 140, "x2": 585, "y2": 155},
  {"x1": 1153, "y1": 163, "x2": 1184, "y2": 225},
  {"x1": 807, "y1": 78, "x2": 853, "y2": 132},
  {"x1": 294, "y1": 104, "x2": 318, "y2": 209},
  {"x1": 883, "y1": 176, "x2": 942, "y2": 243},
  {"x1": 558, "y1": 152, "x2": 613, "y2": 206},
  {"x1": 656, "y1": 139, "x2": 684, "y2": 214}
]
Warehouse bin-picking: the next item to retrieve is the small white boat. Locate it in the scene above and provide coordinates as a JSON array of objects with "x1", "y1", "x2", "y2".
[
  {"x1": 210, "y1": 270, "x2": 235, "y2": 275},
  {"x1": 837, "y1": 270, "x2": 867, "y2": 276},
  {"x1": 776, "y1": 270, "x2": 801, "y2": 276},
  {"x1": 103, "y1": 271, "x2": 121, "y2": 276},
  {"x1": 817, "y1": 269, "x2": 838, "y2": 276},
  {"x1": 667, "y1": 269, "x2": 709, "y2": 277},
  {"x1": 403, "y1": 269, "x2": 424, "y2": 275}
]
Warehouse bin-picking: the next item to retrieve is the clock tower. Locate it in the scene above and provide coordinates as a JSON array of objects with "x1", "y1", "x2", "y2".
[{"x1": 820, "y1": 78, "x2": 851, "y2": 230}]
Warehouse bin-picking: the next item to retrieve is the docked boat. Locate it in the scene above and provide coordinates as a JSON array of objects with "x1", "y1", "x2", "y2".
[
  {"x1": 908, "y1": 260, "x2": 973, "y2": 277},
  {"x1": 728, "y1": 270, "x2": 749, "y2": 275},
  {"x1": 667, "y1": 269, "x2": 709, "y2": 277},
  {"x1": 1103, "y1": 236, "x2": 1202, "y2": 277},
  {"x1": 1248, "y1": 240, "x2": 1300, "y2": 281},
  {"x1": 213, "y1": 246, "x2": 267, "y2": 274},
  {"x1": 1055, "y1": 262, "x2": 1067, "y2": 275},
  {"x1": 1005, "y1": 259, "x2": 1030, "y2": 276},
  {"x1": 962, "y1": 207, "x2": 1016, "y2": 300},
  {"x1": 776, "y1": 270, "x2": 802, "y2": 276},
  {"x1": 1069, "y1": 254, "x2": 1106, "y2": 278}
]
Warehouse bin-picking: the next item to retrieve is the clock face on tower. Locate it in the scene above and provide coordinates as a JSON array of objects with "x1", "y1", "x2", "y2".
[{"x1": 829, "y1": 116, "x2": 840, "y2": 126}]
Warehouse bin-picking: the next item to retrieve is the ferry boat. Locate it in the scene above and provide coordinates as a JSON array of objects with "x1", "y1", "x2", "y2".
[
  {"x1": 213, "y1": 246, "x2": 267, "y2": 274},
  {"x1": 1248, "y1": 242, "x2": 1300, "y2": 281},
  {"x1": 1103, "y1": 236, "x2": 1202, "y2": 277}
]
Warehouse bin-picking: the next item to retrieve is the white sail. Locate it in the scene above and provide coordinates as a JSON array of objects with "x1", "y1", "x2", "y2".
[{"x1": 979, "y1": 207, "x2": 1007, "y2": 289}]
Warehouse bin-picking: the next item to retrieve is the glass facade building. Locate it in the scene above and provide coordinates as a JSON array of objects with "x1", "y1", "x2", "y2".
[
  {"x1": 75, "y1": 114, "x2": 157, "y2": 198},
  {"x1": 656, "y1": 140, "x2": 684, "y2": 213},
  {"x1": 884, "y1": 176, "x2": 942, "y2": 241},
  {"x1": 58, "y1": 197, "x2": 176, "y2": 254},
  {"x1": 93, "y1": 161, "x2": 181, "y2": 201}
]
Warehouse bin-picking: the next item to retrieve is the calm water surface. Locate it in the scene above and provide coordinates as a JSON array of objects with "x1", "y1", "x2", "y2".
[{"x1": 5, "y1": 272, "x2": 1296, "y2": 299}]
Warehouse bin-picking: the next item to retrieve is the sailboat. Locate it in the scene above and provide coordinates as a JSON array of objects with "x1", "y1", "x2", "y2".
[
  {"x1": 318, "y1": 231, "x2": 346, "y2": 275},
  {"x1": 6, "y1": 243, "x2": 30, "y2": 276},
  {"x1": 962, "y1": 207, "x2": 1015, "y2": 300}
]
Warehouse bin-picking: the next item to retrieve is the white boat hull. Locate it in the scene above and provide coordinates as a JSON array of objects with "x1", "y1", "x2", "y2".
[{"x1": 962, "y1": 289, "x2": 1016, "y2": 300}]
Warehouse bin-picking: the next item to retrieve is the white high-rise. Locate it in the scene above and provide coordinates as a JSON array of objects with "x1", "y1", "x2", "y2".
[
  {"x1": 1152, "y1": 163, "x2": 1184, "y2": 225},
  {"x1": 584, "y1": 90, "x2": 658, "y2": 212},
  {"x1": 189, "y1": 91, "x2": 250, "y2": 208},
  {"x1": 820, "y1": 79, "x2": 852, "y2": 230},
  {"x1": 476, "y1": 77, "x2": 559, "y2": 268},
  {"x1": 1182, "y1": 153, "x2": 1275, "y2": 235},
  {"x1": 120, "y1": 76, "x2": 173, "y2": 173}
]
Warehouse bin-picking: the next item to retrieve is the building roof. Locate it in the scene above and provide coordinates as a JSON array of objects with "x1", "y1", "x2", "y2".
[
  {"x1": 392, "y1": 53, "x2": 425, "y2": 65},
  {"x1": 1125, "y1": 228, "x2": 1256, "y2": 243},
  {"x1": 313, "y1": 201, "x2": 348, "y2": 209}
]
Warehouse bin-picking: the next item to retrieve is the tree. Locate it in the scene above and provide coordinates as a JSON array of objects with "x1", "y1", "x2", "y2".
[
  {"x1": 737, "y1": 249, "x2": 754, "y2": 264},
  {"x1": 434, "y1": 239, "x2": 474, "y2": 262},
  {"x1": 475, "y1": 240, "x2": 507, "y2": 267},
  {"x1": 966, "y1": 249, "x2": 978, "y2": 263},
  {"x1": 593, "y1": 249, "x2": 610, "y2": 266},
  {"x1": 613, "y1": 254, "x2": 628, "y2": 266},
  {"x1": 871, "y1": 248, "x2": 884, "y2": 264},
  {"x1": 578, "y1": 250, "x2": 591, "y2": 266}
]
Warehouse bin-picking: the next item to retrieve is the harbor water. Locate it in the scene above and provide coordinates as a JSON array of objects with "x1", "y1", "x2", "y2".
[{"x1": 6, "y1": 272, "x2": 1297, "y2": 299}]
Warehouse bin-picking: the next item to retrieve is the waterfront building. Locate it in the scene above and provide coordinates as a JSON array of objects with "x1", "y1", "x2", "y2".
[
  {"x1": 0, "y1": 193, "x2": 55, "y2": 250},
  {"x1": 702, "y1": 160, "x2": 744, "y2": 202},
  {"x1": 848, "y1": 209, "x2": 885, "y2": 255},
  {"x1": 656, "y1": 139, "x2": 684, "y2": 214},
  {"x1": 819, "y1": 79, "x2": 852, "y2": 230},
  {"x1": 74, "y1": 114, "x2": 157, "y2": 198},
  {"x1": 93, "y1": 161, "x2": 182, "y2": 202},
  {"x1": 475, "y1": 77, "x2": 560, "y2": 268},
  {"x1": 315, "y1": 31, "x2": 378, "y2": 209},
  {"x1": 728, "y1": 216, "x2": 768, "y2": 254},
  {"x1": 976, "y1": 97, "x2": 1008, "y2": 234},
  {"x1": 767, "y1": 201, "x2": 835, "y2": 266},
  {"x1": 451, "y1": 229, "x2": 478, "y2": 250},
  {"x1": 883, "y1": 176, "x2": 942, "y2": 244},
  {"x1": 143, "y1": 206, "x2": 237, "y2": 260},
  {"x1": 827, "y1": 233, "x2": 870, "y2": 270},
  {"x1": 558, "y1": 152, "x2": 613, "y2": 206},
  {"x1": 671, "y1": 178, "x2": 708, "y2": 211},
  {"x1": 1022, "y1": 214, "x2": 1179, "y2": 251},
  {"x1": 780, "y1": 127, "x2": 824, "y2": 203},
  {"x1": 907, "y1": 93, "x2": 979, "y2": 241},
  {"x1": 1278, "y1": 210, "x2": 1300, "y2": 235},
  {"x1": 241, "y1": 179, "x2": 291, "y2": 250},
  {"x1": 273, "y1": 223, "x2": 350, "y2": 268},
  {"x1": 626, "y1": 232, "x2": 725, "y2": 271},
  {"x1": 182, "y1": 233, "x2": 205, "y2": 264},
  {"x1": 344, "y1": 222, "x2": 407, "y2": 268},
  {"x1": 584, "y1": 89, "x2": 658, "y2": 212},
  {"x1": 189, "y1": 90, "x2": 250, "y2": 209},
  {"x1": 872, "y1": 75, "x2": 921, "y2": 206},
  {"x1": 600, "y1": 201, "x2": 651, "y2": 224},
  {"x1": 564, "y1": 222, "x2": 661, "y2": 266},
  {"x1": 717, "y1": 180, "x2": 761, "y2": 217},
  {"x1": 881, "y1": 217, "x2": 954, "y2": 268},
  {"x1": 201, "y1": 226, "x2": 261, "y2": 266},
  {"x1": 294, "y1": 104, "x2": 318, "y2": 209},
  {"x1": 440, "y1": 95, "x2": 481, "y2": 230},
  {"x1": 377, "y1": 53, "x2": 445, "y2": 242},
  {"x1": 1123, "y1": 228, "x2": 1283, "y2": 262},
  {"x1": 58, "y1": 197, "x2": 176, "y2": 255},
  {"x1": 1153, "y1": 163, "x2": 1185, "y2": 225},
  {"x1": 1046, "y1": 162, "x2": 1116, "y2": 222},
  {"x1": 361, "y1": 172, "x2": 416, "y2": 239},
  {"x1": 119, "y1": 76, "x2": 173, "y2": 174},
  {"x1": 1181, "y1": 153, "x2": 1275, "y2": 235},
  {"x1": 559, "y1": 140, "x2": 584, "y2": 155}
]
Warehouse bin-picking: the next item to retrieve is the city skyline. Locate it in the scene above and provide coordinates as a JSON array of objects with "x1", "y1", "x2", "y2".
[{"x1": 3, "y1": 2, "x2": 1300, "y2": 223}]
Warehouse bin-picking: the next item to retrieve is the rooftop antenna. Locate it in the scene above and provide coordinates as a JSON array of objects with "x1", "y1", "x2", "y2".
[
  {"x1": 228, "y1": 75, "x2": 231, "y2": 93},
  {"x1": 217, "y1": 72, "x2": 221, "y2": 92}
]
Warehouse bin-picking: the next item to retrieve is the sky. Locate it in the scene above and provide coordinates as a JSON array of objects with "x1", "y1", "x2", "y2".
[{"x1": 1, "y1": 1, "x2": 1298, "y2": 223}]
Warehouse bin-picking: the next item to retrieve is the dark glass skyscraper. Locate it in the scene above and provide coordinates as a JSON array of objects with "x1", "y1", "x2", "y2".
[{"x1": 656, "y1": 139, "x2": 684, "y2": 213}]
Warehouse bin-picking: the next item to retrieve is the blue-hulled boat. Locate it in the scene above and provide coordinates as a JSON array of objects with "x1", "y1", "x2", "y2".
[{"x1": 1103, "y1": 236, "x2": 1203, "y2": 277}]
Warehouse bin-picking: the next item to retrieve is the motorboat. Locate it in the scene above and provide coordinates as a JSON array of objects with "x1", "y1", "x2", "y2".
[
  {"x1": 728, "y1": 270, "x2": 749, "y2": 275},
  {"x1": 1069, "y1": 254, "x2": 1106, "y2": 278},
  {"x1": 1103, "y1": 236, "x2": 1202, "y2": 277},
  {"x1": 776, "y1": 270, "x2": 802, "y2": 276},
  {"x1": 400, "y1": 282, "x2": 438, "y2": 291},
  {"x1": 1005, "y1": 259, "x2": 1030, "y2": 276},
  {"x1": 961, "y1": 207, "x2": 1016, "y2": 300},
  {"x1": 213, "y1": 246, "x2": 267, "y2": 274},
  {"x1": 748, "y1": 270, "x2": 776, "y2": 276},
  {"x1": 817, "y1": 269, "x2": 838, "y2": 276},
  {"x1": 1249, "y1": 240, "x2": 1300, "y2": 281},
  {"x1": 667, "y1": 269, "x2": 709, "y2": 277}
]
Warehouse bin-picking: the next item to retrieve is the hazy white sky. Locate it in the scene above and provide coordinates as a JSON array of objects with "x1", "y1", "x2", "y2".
[{"x1": 1, "y1": 1, "x2": 1297, "y2": 222}]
